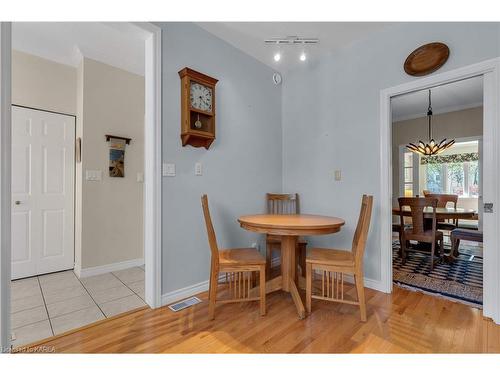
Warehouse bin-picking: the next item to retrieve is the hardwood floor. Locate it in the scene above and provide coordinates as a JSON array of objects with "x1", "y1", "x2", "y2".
[{"x1": 22, "y1": 282, "x2": 500, "y2": 353}]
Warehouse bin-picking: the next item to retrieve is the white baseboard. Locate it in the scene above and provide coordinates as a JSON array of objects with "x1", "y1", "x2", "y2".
[
  {"x1": 340, "y1": 273, "x2": 385, "y2": 292},
  {"x1": 74, "y1": 258, "x2": 144, "y2": 278},
  {"x1": 162, "y1": 259, "x2": 386, "y2": 307},
  {"x1": 162, "y1": 280, "x2": 209, "y2": 306},
  {"x1": 161, "y1": 274, "x2": 226, "y2": 306},
  {"x1": 270, "y1": 257, "x2": 385, "y2": 292}
]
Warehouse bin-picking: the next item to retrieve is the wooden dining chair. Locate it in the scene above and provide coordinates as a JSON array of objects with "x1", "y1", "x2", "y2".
[
  {"x1": 305, "y1": 195, "x2": 373, "y2": 322},
  {"x1": 201, "y1": 195, "x2": 266, "y2": 319},
  {"x1": 423, "y1": 192, "x2": 459, "y2": 230},
  {"x1": 266, "y1": 193, "x2": 307, "y2": 279},
  {"x1": 398, "y1": 197, "x2": 444, "y2": 270}
]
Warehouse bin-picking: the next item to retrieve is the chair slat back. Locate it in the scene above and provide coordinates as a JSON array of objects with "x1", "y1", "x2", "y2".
[
  {"x1": 423, "y1": 192, "x2": 458, "y2": 225},
  {"x1": 201, "y1": 195, "x2": 219, "y2": 268},
  {"x1": 352, "y1": 195, "x2": 374, "y2": 268},
  {"x1": 423, "y1": 192, "x2": 458, "y2": 208},
  {"x1": 398, "y1": 197, "x2": 438, "y2": 235},
  {"x1": 266, "y1": 193, "x2": 299, "y2": 215}
]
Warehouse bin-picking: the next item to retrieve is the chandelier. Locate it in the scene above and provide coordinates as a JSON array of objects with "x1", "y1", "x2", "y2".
[{"x1": 406, "y1": 89, "x2": 455, "y2": 156}]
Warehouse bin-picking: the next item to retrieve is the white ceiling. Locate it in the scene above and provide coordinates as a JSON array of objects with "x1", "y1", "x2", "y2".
[
  {"x1": 12, "y1": 22, "x2": 145, "y2": 76},
  {"x1": 391, "y1": 76, "x2": 484, "y2": 122},
  {"x1": 196, "y1": 22, "x2": 396, "y2": 71}
]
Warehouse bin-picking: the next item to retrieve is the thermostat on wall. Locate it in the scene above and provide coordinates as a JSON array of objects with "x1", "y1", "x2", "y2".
[{"x1": 273, "y1": 72, "x2": 282, "y2": 85}]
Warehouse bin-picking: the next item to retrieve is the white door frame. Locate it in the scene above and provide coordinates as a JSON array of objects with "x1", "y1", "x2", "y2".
[
  {"x1": 380, "y1": 58, "x2": 500, "y2": 324},
  {"x1": 0, "y1": 22, "x2": 162, "y2": 349},
  {"x1": 0, "y1": 22, "x2": 12, "y2": 351},
  {"x1": 134, "y1": 22, "x2": 163, "y2": 309}
]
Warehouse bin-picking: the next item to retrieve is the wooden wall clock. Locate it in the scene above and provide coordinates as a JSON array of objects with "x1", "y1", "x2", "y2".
[{"x1": 178, "y1": 67, "x2": 218, "y2": 149}]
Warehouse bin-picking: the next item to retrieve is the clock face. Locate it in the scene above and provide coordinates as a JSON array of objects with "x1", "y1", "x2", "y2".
[{"x1": 190, "y1": 82, "x2": 213, "y2": 112}]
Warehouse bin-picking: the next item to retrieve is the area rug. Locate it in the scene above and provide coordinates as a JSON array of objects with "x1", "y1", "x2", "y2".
[{"x1": 392, "y1": 240, "x2": 483, "y2": 308}]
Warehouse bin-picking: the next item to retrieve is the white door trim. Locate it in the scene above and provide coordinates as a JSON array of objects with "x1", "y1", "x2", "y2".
[
  {"x1": 380, "y1": 58, "x2": 500, "y2": 324},
  {"x1": 133, "y1": 22, "x2": 163, "y2": 309},
  {"x1": 0, "y1": 22, "x2": 12, "y2": 351}
]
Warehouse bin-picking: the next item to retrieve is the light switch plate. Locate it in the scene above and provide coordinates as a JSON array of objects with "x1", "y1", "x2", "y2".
[
  {"x1": 86, "y1": 170, "x2": 102, "y2": 181},
  {"x1": 163, "y1": 163, "x2": 175, "y2": 177},
  {"x1": 137, "y1": 172, "x2": 144, "y2": 182},
  {"x1": 195, "y1": 162, "x2": 202, "y2": 176}
]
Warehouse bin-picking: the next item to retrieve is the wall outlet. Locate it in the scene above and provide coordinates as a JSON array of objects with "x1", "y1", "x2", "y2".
[
  {"x1": 334, "y1": 170, "x2": 342, "y2": 181},
  {"x1": 195, "y1": 162, "x2": 202, "y2": 176},
  {"x1": 163, "y1": 163, "x2": 175, "y2": 177}
]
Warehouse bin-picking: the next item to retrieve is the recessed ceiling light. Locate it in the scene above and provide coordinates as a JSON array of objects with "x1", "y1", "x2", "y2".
[
  {"x1": 274, "y1": 52, "x2": 281, "y2": 62},
  {"x1": 300, "y1": 52, "x2": 306, "y2": 61}
]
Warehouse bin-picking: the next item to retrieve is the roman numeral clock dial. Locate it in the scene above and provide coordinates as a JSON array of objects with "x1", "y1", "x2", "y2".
[
  {"x1": 190, "y1": 83, "x2": 213, "y2": 113},
  {"x1": 179, "y1": 68, "x2": 218, "y2": 149}
]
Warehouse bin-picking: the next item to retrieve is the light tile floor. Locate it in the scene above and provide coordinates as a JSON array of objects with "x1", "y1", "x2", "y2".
[{"x1": 10, "y1": 265, "x2": 146, "y2": 348}]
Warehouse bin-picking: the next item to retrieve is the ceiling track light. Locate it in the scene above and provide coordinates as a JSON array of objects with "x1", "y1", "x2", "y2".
[
  {"x1": 266, "y1": 36, "x2": 317, "y2": 63},
  {"x1": 265, "y1": 37, "x2": 319, "y2": 45}
]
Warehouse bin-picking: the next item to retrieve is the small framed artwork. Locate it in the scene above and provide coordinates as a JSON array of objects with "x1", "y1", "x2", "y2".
[{"x1": 105, "y1": 135, "x2": 131, "y2": 178}]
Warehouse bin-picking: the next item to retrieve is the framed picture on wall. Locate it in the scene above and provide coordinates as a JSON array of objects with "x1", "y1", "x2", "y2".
[{"x1": 105, "y1": 135, "x2": 131, "y2": 178}]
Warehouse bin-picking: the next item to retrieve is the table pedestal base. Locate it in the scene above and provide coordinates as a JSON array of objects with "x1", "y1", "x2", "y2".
[{"x1": 251, "y1": 235, "x2": 306, "y2": 319}]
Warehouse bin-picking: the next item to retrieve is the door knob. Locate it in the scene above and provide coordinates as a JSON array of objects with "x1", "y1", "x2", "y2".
[{"x1": 14, "y1": 200, "x2": 21, "y2": 205}]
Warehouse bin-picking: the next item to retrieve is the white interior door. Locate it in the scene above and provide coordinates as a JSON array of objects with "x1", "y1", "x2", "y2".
[{"x1": 11, "y1": 106, "x2": 75, "y2": 280}]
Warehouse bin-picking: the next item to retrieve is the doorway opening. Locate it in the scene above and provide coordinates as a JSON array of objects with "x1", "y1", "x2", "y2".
[
  {"x1": 391, "y1": 76, "x2": 483, "y2": 308},
  {"x1": 379, "y1": 58, "x2": 500, "y2": 324},
  {"x1": 7, "y1": 22, "x2": 162, "y2": 349}
]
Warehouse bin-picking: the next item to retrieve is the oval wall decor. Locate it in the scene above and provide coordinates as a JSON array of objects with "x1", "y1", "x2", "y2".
[{"x1": 404, "y1": 42, "x2": 450, "y2": 76}]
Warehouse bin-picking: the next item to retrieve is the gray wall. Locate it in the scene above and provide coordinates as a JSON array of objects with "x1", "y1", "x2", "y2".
[
  {"x1": 158, "y1": 23, "x2": 282, "y2": 294},
  {"x1": 282, "y1": 22, "x2": 500, "y2": 282}
]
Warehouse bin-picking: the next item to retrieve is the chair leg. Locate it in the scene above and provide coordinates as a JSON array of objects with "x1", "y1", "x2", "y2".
[
  {"x1": 430, "y1": 240, "x2": 436, "y2": 270},
  {"x1": 208, "y1": 268, "x2": 218, "y2": 320},
  {"x1": 259, "y1": 265, "x2": 266, "y2": 316},
  {"x1": 278, "y1": 250, "x2": 283, "y2": 275},
  {"x1": 298, "y1": 243, "x2": 307, "y2": 278},
  {"x1": 266, "y1": 242, "x2": 272, "y2": 279},
  {"x1": 452, "y1": 237, "x2": 461, "y2": 258},
  {"x1": 306, "y1": 263, "x2": 312, "y2": 313},
  {"x1": 295, "y1": 245, "x2": 300, "y2": 284},
  {"x1": 354, "y1": 272, "x2": 367, "y2": 322},
  {"x1": 401, "y1": 237, "x2": 407, "y2": 265},
  {"x1": 397, "y1": 236, "x2": 403, "y2": 257}
]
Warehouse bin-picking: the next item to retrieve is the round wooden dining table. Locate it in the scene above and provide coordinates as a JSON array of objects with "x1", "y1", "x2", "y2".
[{"x1": 238, "y1": 214, "x2": 345, "y2": 318}]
